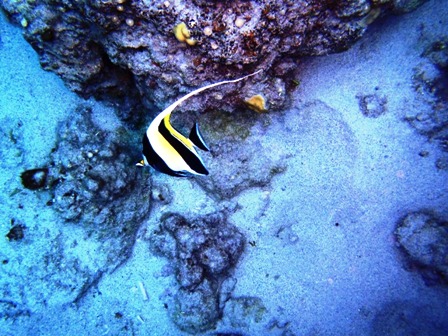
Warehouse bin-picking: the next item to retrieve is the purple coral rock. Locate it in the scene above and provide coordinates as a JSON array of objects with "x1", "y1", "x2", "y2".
[
  {"x1": 148, "y1": 211, "x2": 245, "y2": 332},
  {"x1": 149, "y1": 211, "x2": 245, "y2": 289},
  {"x1": 395, "y1": 211, "x2": 448, "y2": 285},
  {"x1": 50, "y1": 105, "x2": 151, "y2": 270},
  {"x1": 0, "y1": 0, "x2": 429, "y2": 126}
]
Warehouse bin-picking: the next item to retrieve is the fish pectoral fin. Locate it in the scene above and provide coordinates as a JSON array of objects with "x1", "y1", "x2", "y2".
[{"x1": 189, "y1": 123, "x2": 210, "y2": 152}]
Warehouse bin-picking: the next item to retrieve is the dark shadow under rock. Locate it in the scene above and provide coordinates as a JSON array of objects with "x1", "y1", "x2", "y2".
[{"x1": 371, "y1": 300, "x2": 448, "y2": 336}]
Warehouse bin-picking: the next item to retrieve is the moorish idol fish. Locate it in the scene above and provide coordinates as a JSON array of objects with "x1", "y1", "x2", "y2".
[{"x1": 137, "y1": 69, "x2": 263, "y2": 177}]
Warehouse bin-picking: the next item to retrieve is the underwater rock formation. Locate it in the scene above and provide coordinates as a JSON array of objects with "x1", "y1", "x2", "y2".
[
  {"x1": 148, "y1": 211, "x2": 245, "y2": 333},
  {"x1": 395, "y1": 211, "x2": 448, "y2": 285},
  {"x1": 0, "y1": 0, "x2": 428, "y2": 126},
  {"x1": 408, "y1": 38, "x2": 448, "y2": 155},
  {"x1": 1, "y1": 104, "x2": 152, "y2": 326},
  {"x1": 49, "y1": 105, "x2": 151, "y2": 271}
]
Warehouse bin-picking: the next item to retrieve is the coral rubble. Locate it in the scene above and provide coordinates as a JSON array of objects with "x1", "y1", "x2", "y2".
[
  {"x1": 49, "y1": 104, "x2": 151, "y2": 270},
  {"x1": 148, "y1": 211, "x2": 245, "y2": 333}
]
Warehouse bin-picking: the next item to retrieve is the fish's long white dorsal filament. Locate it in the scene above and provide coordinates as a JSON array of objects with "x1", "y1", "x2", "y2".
[{"x1": 159, "y1": 69, "x2": 263, "y2": 120}]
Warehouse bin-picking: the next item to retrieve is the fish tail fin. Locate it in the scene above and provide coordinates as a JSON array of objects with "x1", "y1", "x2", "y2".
[{"x1": 189, "y1": 123, "x2": 210, "y2": 151}]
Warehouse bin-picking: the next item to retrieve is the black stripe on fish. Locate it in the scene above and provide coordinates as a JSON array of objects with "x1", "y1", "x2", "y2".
[
  {"x1": 189, "y1": 123, "x2": 210, "y2": 152},
  {"x1": 158, "y1": 119, "x2": 209, "y2": 176},
  {"x1": 142, "y1": 133, "x2": 188, "y2": 177}
]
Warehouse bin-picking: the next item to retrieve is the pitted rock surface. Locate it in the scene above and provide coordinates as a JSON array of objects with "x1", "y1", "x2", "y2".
[
  {"x1": 1, "y1": 0, "x2": 428, "y2": 126},
  {"x1": 148, "y1": 211, "x2": 245, "y2": 332},
  {"x1": 50, "y1": 105, "x2": 151, "y2": 270}
]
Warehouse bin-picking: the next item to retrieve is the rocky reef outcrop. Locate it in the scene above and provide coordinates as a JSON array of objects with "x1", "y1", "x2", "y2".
[
  {"x1": 48, "y1": 105, "x2": 151, "y2": 270},
  {"x1": 147, "y1": 211, "x2": 245, "y2": 333},
  {"x1": 408, "y1": 37, "x2": 448, "y2": 170},
  {"x1": 1, "y1": 0, "x2": 428, "y2": 126},
  {"x1": 1, "y1": 103, "x2": 152, "y2": 320},
  {"x1": 395, "y1": 211, "x2": 448, "y2": 285}
]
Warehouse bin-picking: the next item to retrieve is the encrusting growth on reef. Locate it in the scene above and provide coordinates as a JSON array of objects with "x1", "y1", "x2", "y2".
[
  {"x1": 245, "y1": 94, "x2": 268, "y2": 113},
  {"x1": 173, "y1": 22, "x2": 197, "y2": 46}
]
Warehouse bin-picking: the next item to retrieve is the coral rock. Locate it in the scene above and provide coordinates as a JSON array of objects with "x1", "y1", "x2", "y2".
[
  {"x1": 49, "y1": 105, "x2": 151, "y2": 270},
  {"x1": 148, "y1": 211, "x2": 245, "y2": 332},
  {"x1": 0, "y1": 0, "x2": 429, "y2": 127},
  {"x1": 395, "y1": 211, "x2": 448, "y2": 285}
]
